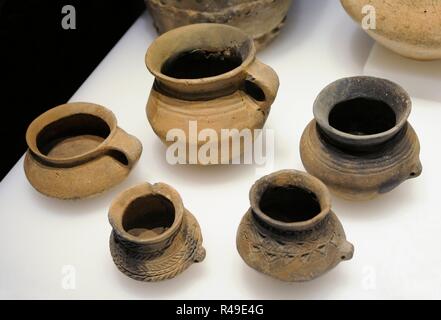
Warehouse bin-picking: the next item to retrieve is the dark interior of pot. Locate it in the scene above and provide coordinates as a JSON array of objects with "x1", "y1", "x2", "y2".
[
  {"x1": 259, "y1": 185, "x2": 321, "y2": 223},
  {"x1": 161, "y1": 47, "x2": 243, "y2": 79},
  {"x1": 122, "y1": 194, "x2": 175, "y2": 238},
  {"x1": 328, "y1": 97, "x2": 396, "y2": 135},
  {"x1": 36, "y1": 114, "x2": 110, "y2": 158}
]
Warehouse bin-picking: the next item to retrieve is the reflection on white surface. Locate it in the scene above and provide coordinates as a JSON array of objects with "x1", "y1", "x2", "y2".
[{"x1": 1, "y1": 0, "x2": 441, "y2": 299}]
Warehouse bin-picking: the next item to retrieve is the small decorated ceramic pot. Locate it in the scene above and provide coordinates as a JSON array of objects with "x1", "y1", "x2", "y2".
[
  {"x1": 300, "y1": 76, "x2": 422, "y2": 201},
  {"x1": 24, "y1": 102, "x2": 142, "y2": 199},
  {"x1": 341, "y1": 0, "x2": 441, "y2": 60},
  {"x1": 109, "y1": 182, "x2": 206, "y2": 282},
  {"x1": 145, "y1": 23, "x2": 279, "y2": 164},
  {"x1": 145, "y1": 0, "x2": 293, "y2": 50},
  {"x1": 237, "y1": 170, "x2": 353, "y2": 282}
]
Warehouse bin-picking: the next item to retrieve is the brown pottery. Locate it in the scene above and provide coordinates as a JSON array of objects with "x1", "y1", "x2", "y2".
[
  {"x1": 300, "y1": 76, "x2": 422, "y2": 201},
  {"x1": 109, "y1": 182, "x2": 206, "y2": 282},
  {"x1": 236, "y1": 170, "x2": 354, "y2": 282},
  {"x1": 341, "y1": 0, "x2": 441, "y2": 60},
  {"x1": 24, "y1": 102, "x2": 142, "y2": 199},
  {"x1": 145, "y1": 23, "x2": 279, "y2": 164},
  {"x1": 145, "y1": 0, "x2": 293, "y2": 50}
]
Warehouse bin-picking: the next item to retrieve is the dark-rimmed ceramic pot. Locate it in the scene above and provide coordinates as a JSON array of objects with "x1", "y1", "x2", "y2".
[{"x1": 300, "y1": 76, "x2": 422, "y2": 201}]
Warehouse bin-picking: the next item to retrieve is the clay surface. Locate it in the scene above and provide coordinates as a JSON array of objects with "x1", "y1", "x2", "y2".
[
  {"x1": 24, "y1": 102, "x2": 142, "y2": 199},
  {"x1": 145, "y1": 0, "x2": 293, "y2": 50},
  {"x1": 341, "y1": 0, "x2": 441, "y2": 60},
  {"x1": 145, "y1": 23, "x2": 279, "y2": 164},
  {"x1": 300, "y1": 77, "x2": 422, "y2": 201},
  {"x1": 109, "y1": 182, "x2": 205, "y2": 282},
  {"x1": 236, "y1": 170, "x2": 353, "y2": 282}
]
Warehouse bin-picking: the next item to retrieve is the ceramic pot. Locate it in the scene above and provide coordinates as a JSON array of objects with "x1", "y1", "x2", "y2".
[
  {"x1": 145, "y1": 0, "x2": 293, "y2": 50},
  {"x1": 236, "y1": 170, "x2": 353, "y2": 282},
  {"x1": 341, "y1": 0, "x2": 441, "y2": 60},
  {"x1": 24, "y1": 102, "x2": 142, "y2": 199},
  {"x1": 300, "y1": 76, "x2": 422, "y2": 201},
  {"x1": 145, "y1": 23, "x2": 279, "y2": 164},
  {"x1": 108, "y1": 182, "x2": 205, "y2": 281}
]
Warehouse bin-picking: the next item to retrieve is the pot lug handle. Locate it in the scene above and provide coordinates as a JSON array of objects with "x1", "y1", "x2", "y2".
[
  {"x1": 245, "y1": 59, "x2": 279, "y2": 113},
  {"x1": 339, "y1": 240, "x2": 354, "y2": 261},
  {"x1": 408, "y1": 160, "x2": 423, "y2": 179},
  {"x1": 193, "y1": 246, "x2": 206, "y2": 263},
  {"x1": 105, "y1": 127, "x2": 142, "y2": 168}
]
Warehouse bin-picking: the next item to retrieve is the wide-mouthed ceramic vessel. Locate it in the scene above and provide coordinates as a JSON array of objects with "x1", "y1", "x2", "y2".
[
  {"x1": 24, "y1": 102, "x2": 142, "y2": 199},
  {"x1": 300, "y1": 76, "x2": 422, "y2": 200},
  {"x1": 145, "y1": 23, "x2": 279, "y2": 164}
]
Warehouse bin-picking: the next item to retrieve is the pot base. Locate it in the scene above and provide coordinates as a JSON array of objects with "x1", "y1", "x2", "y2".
[{"x1": 110, "y1": 210, "x2": 205, "y2": 282}]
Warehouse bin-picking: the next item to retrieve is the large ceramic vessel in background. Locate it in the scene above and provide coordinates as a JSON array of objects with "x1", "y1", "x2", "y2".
[
  {"x1": 145, "y1": 0, "x2": 293, "y2": 50},
  {"x1": 24, "y1": 103, "x2": 142, "y2": 199},
  {"x1": 341, "y1": 0, "x2": 441, "y2": 60},
  {"x1": 145, "y1": 23, "x2": 279, "y2": 164},
  {"x1": 109, "y1": 182, "x2": 205, "y2": 281},
  {"x1": 236, "y1": 170, "x2": 354, "y2": 282},
  {"x1": 300, "y1": 76, "x2": 422, "y2": 201}
]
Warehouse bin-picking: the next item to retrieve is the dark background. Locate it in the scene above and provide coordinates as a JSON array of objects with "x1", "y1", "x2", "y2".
[{"x1": 0, "y1": 0, "x2": 145, "y2": 180}]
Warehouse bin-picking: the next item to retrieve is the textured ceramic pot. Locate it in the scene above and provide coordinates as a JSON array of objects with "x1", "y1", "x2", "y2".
[
  {"x1": 145, "y1": 0, "x2": 293, "y2": 50},
  {"x1": 145, "y1": 23, "x2": 279, "y2": 164},
  {"x1": 109, "y1": 182, "x2": 205, "y2": 281},
  {"x1": 300, "y1": 76, "x2": 422, "y2": 201},
  {"x1": 237, "y1": 170, "x2": 353, "y2": 282},
  {"x1": 341, "y1": 0, "x2": 441, "y2": 60},
  {"x1": 24, "y1": 102, "x2": 142, "y2": 199}
]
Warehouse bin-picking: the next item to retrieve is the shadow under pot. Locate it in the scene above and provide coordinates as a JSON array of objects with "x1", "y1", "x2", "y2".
[
  {"x1": 300, "y1": 76, "x2": 422, "y2": 201},
  {"x1": 145, "y1": 23, "x2": 279, "y2": 165},
  {"x1": 145, "y1": 0, "x2": 293, "y2": 51},
  {"x1": 108, "y1": 182, "x2": 205, "y2": 282},
  {"x1": 236, "y1": 170, "x2": 353, "y2": 282},
  {"x1": 24, "y1": 102, "x2": 142, "y2": 199}
]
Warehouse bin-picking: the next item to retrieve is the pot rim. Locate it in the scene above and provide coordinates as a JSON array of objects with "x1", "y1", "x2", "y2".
[
  {"x1": 108, "y1": 182, "x2": 184, "y2": 246},
  {"x1": 25, "y1": 102, "x2": 118, "y2": 166},
  {"x1": 249, "y1": 170, "x2": 332, "y2": 231},
  {"x1": 145, "y1": 23, "x2": 256, "y2": 85},
  {"x1": 313, "y1": 76, "x2": 412, "y2": 147}
]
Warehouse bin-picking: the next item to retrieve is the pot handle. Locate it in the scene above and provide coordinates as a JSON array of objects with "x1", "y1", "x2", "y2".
[
  {"x1": 244, "y1": 59, "x2": 279, "y2": 112},
  {"x1": 338, "y1": 240, "x2": 354, "y2": 261},
  {"x1": 105, "y1": 127, "x2": 142, "y2": 168}
]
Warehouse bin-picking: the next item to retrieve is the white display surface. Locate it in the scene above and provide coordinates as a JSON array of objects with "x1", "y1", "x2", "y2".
[{"x1": 1, "y1": 1, "x2": 440, "y2": 299}]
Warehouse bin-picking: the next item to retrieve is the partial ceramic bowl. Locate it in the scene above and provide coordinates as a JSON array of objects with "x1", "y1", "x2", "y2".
[
  {"x1": 145, "y1": 0, "x2": 293, "y2": 50},
  {"x1": 341, "y1": 0, "x2": 441, "y2": 60}
]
